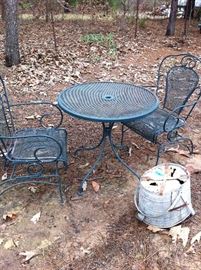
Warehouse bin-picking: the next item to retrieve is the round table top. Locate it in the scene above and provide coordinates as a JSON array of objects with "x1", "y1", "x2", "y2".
[{"x1": 57, "y1": 82, "x2": 159, "y2": 122}]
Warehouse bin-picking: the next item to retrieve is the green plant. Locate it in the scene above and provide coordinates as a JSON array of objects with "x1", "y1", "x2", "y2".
[
  {"x1": 69, "y1": 0, "x2": 78, "y2": 7},
  {"x1": 19, "y1": 1, "x2": 32, "y2": 9},
  {"x1": 81, "y1": 32, "x2": 115, "y2": 48},
  {"x1": 108, "y1": 0, "x2": 121, "y2": 10},
  {"x1": 81, "y1": 33, "x2": 106, "y2": 44},
  {"x1": 138, "y1": 18, "x2": 147, "y2": 29},
  {"x1": 81, "y1": 32, "x2": 117, "y2": 58},
  {"x1": 107, "y1": 33, "x2": 117, "y2": 56}
]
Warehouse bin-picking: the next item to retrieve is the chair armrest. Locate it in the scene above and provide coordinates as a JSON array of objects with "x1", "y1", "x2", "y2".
[
  {"x1": 10, "y1": 101, "x2": 63, "y2": 128},
  {"x1": 1, "y1": 134, "x2": 63, "y2": 163},
  {"x1": 163, "y1": 101, "x2": 198, "y2": 132},
  {"x1": 140, "y1": 85, "x2": 156, "y2": 88},
  {"x1": 135, "y1": 85, "x2": 157, "y2": 93}
]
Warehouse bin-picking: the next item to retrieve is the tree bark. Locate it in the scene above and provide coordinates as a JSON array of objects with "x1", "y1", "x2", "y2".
[
  {"x1": 4, "y1": 0, "x2": 20, "y2": 67},
  {"x1": 134, "y1": 0, "x2": 140, "y2": 38},
  {"x1": 184, "y1": 0, "x2": 195, "y2": 19},
  {"x1": 64, "y1": 0, "x2": 70, "y2": 13},
  {"x1": 1, "y1": 0, "x2": 6, "y2": 20},
  {"x1": 165, "y1": 0, "x2": 178, "y2": 36},
  {"x1": 45, "y1": 0, "x2": 50, "y2": 22}
]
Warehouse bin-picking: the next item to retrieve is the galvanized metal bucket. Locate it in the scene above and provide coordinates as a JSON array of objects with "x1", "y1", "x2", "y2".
[{"x1": 134, "y1": 163, "x2": 195, "y2": 228}]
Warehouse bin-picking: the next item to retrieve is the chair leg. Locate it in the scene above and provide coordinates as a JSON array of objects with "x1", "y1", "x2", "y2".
[
  {"x1": 171, "y1": 134, "x2": 194, "y2": 154},
  {"x1": 63, "y1": 161, "x2": 68, "y2": 170},
  {"x1": 57, "y1": 175, "x2": 65, "y2": 204},
  {"x1": 181, "y1": 137, "x2": 194, "y2": 154},
  {"x1": 155, "y1": 144, "x2": 165, "y2": 166},
  {"x1": 155, "y1": 136, "x2": 194, "y2": 166},
  {"x1": 156, "y1": 149, "x2": 160, "y2": 166},
  {"x1": 120, "y1": 124, "x2": 130, "y2": 146},
  {"x1": 0, "y1": 162, "x2": 66, "y2": 204},
  {"x1": 55, "y1": 162, "x2": 66, "y2": 204},
  {"x1": 120, "y1": 124, "x2": 125, "y2": 146}
]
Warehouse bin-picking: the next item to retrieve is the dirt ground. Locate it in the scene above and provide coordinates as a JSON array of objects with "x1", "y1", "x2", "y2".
[{"x1": 0, "y1": 16, "x2": 201, "y2": 270}]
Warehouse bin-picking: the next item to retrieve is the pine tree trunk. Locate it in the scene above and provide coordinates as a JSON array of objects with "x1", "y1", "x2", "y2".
[
  {"x1": 5, "y1": 0, "x2": 20, "y2": 67},
  {"x1": 134, "y1": 0, "x2": 140, "y2": 38},
  {"x1": 184, "y1": 0, "x2": 195, "y2": 19},
  {"x1": 1, "y1": 0, "x2": 6, "y2": 20},
  {"x1": 165, "y1": 0, "x2": 178, "y2": 36},
  {"x1": 45, "y1": 0, "x2": 50, "y2": 22}
]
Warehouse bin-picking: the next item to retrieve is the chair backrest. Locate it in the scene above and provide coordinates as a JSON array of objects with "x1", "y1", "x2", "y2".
[
  {"x1": 0, "y1": 76, "x2": 15, "y2": 158},
  {"x1": 156, "y1": 53, "x2": 201, "y2": 117}
]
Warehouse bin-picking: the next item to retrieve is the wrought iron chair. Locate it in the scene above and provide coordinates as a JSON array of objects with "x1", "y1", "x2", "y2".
[
  {"x1": 121, "y1": 53, "x2": 201, "y2": 164},
  {"x1": 0, "y1": 75, "x2": 68, "y2": 202}
]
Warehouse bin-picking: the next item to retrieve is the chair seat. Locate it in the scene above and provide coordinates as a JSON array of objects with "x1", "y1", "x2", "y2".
[
  {"x1": 7, "y1": 128, "x2": 67, "y2": 163},
  {"x1": 123, "y1": 109, "x2": 185, "y2": 143}
]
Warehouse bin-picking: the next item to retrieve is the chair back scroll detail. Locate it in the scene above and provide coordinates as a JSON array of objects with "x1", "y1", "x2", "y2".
[{"x1": 156, "y1": 54, "x2": 201, "y2": 118}]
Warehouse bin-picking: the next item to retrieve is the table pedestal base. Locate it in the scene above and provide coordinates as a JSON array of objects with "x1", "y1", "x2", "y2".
[{"x1": 75, "y1": 122, "x2": 140, "y2": 195}]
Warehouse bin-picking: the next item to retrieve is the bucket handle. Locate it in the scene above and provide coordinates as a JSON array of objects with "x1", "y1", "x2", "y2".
[{"x1": 134, "y1": 186, "x2": 191, "y2": 219}]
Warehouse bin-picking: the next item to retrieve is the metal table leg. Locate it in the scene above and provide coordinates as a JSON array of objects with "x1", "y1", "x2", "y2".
[
  {"x1": 77, "y1": 122, "x2": 140, "y2": 195},
  {"x1": 74, "y1": 123, "x2": 106, "y2": 157}
]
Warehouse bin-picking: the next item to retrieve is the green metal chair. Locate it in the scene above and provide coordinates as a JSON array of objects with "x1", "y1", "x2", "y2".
[
  {"x1": 121, "y1": 53, "x2": 201, "y2": 164},
  {"x1": 0, "y1": 75, "x2": 68, "y2": 202}
]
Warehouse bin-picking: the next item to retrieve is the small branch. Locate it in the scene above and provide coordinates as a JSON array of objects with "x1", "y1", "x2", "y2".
[
  {"x1": 50, "y1": 10, "x2": 58, "y2": 52},
  {"x1": 134, "y1": 0, "x2": 140, "y2": 38}
]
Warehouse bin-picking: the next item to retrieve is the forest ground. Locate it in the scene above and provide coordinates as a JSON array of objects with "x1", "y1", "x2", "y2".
[{"x1": 0, "y1": 15, "x2": 201, "y2": 270}]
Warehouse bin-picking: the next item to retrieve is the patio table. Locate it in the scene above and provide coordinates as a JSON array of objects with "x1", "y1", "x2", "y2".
[{"x1": 57, "y1": 81, "x2": 159, "y2": 194}]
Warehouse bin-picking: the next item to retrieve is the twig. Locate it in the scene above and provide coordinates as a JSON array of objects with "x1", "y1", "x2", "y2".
[
  {"x1": 143, "y1": 248, "x2": 166, "y2": 264},
  {"x1": 50, "y1": 10, "x2": 58, "y2": 52},
  {"x1": 56, "y1": 0, "x2": 66, "y2": 9}
]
